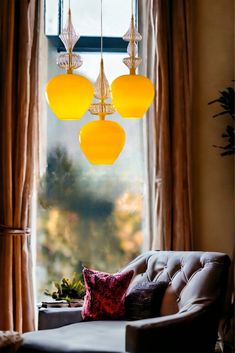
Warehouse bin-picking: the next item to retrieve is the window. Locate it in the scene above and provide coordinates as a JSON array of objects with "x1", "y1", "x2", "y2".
[{"x1": 37, "y1": 0, "x2": 145, "y2": 302}]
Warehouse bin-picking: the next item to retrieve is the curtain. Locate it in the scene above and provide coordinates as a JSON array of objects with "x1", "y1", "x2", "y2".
[
  {"x1": 0, "y1": 0, "x2": 39, "y2": 332},
  {"x1": 140, "y1": 0, "x2": 193, "y2": 250}
]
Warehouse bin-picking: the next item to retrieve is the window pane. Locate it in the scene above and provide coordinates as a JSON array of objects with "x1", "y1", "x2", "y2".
[
  {"x1": 37, "y1": 51, "x2": 145, "y2": 302},
  {"x1": 62, "y1": 0, "x2": 134, "y2": 37},
  {"x1": 45, "y1": 0, "x2": 60, "y2": 35}
]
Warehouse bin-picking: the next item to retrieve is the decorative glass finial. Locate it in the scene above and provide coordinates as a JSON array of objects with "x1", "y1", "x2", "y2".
[
  {"x1": 57, "y1": 8, "x2": 83, "y2": 73},
  {"x1": 89, "y1": 59, "x2": 115, "y2": 119},
  {"x1": 88, "y1": 0, "x2": 115, "y2": 121},
  {"x1": 59, "y1": 9, "x2": 79, "y2": 51},
  {"x1": 122, "y1": 15, "x2": 142, "y2": 74},
  {"x1": 93, "y1": 60, "x2": 111, "y2": 100}
]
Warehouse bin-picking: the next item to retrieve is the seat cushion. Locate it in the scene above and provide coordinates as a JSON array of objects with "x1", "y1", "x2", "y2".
[{"x1": 18, "y1": 321, "x2": 127, "y2": 353}]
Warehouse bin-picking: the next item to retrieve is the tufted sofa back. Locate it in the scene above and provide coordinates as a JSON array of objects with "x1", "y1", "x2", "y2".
[{"x1": 124, "y1": 250, "x2": 230, "y2": 316}]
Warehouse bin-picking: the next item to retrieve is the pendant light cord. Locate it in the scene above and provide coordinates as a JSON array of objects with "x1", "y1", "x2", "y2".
[
  {"x1": 69, "y1": 0, "x2": 71, "y2": 10},
  {"x1": 131, "y1": 0, "x2": 134, "y2": 16},
  {"x1": 101, "y1": 0, "x2": 103, "y2": 59}
]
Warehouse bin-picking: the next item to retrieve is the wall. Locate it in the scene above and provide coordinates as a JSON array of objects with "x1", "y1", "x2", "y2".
[{"x1": 192, "y1": 0, "x2": 234, "y2": 260}]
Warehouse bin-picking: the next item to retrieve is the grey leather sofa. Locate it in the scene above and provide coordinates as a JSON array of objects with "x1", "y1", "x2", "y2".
[{"x1": 17, "y1": 250, "x2": 230, "y2": 353}]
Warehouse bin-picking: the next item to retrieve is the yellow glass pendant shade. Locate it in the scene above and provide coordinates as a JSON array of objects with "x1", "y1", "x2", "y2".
[
  {"x1": 45, "y1": 8, "x2": 94, "y2": 120},
  {"x1": 111, "y1": 14, "x2": 155, "y2": 118},
  {"x1": 79, "y1": 120, "x2": 125, "y2": 165},
  {"x1": 111, "y1": 74, "x2": 154, "y2": 118},
  {"x1": 46, "y1": 74, "x2": 94, "y2": 120}
]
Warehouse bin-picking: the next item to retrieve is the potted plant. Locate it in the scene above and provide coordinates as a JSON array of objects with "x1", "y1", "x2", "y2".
[
  {"x1": 44, "y1": 272, "x2": 86, "y2": 307},
  {"x1": 208, "y1": 85, "x2": 235, "y2": 156}
]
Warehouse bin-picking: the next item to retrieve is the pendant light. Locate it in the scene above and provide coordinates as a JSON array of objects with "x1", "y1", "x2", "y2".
[
  {"x1": 45, "y1": 2, "x2": 94, "y2": 120},
  {"x1": 79, "y1": 0, "x2": 125, "y2": 165},
  {"x1": 111, "y1": 0, "x2": 154, "y2": 118}
]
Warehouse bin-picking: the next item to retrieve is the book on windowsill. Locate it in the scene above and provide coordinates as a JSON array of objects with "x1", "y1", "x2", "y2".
[
  {"x1": 41, "y1": 300, "x2": 69, "y2": 308},
  {"x1": 68, "y1": 299, "x2": 84, "y2": 307}
]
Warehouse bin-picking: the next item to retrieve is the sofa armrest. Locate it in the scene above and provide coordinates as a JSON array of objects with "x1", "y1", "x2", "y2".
[
  {"x1": 126, "y1": 304, "x2": 219, "y2": 353},
  {"x1": 38, "y1": 307, "x2": 83, "y2": 330}
]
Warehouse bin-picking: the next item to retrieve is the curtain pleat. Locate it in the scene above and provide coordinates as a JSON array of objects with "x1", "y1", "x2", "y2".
[
  {"x1": 0, "y1": 0, "x2": 39, "y2": 332},
  {"x1": 140, "y1": 0, "x2": 193, "y2": 250},
  {"x1": 139, "y1": 0, "x2": 158, "y2": 250}
]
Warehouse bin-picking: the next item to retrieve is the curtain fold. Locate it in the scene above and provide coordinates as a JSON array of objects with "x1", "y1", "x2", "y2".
[
  {"x1": 0, "y1": 0, "x2": 39, "y2": 332},
  {"x1": 139, "y1": 0, "x2": 158, "y2": 251},
  {"x1": 140, "y1": 0, "x2": 193, "y2": 250}
]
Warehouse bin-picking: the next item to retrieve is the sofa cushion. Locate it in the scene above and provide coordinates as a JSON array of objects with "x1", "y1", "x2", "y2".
[
  {"x1": 18, "y1": 321, "x2": 127, "y2": 353},
  {"x1": 125, "y1": 279, "x2": 168, "y2": 320},
  {"x1": 82, "y1": 268, "x2": 134, "y2": 320}
]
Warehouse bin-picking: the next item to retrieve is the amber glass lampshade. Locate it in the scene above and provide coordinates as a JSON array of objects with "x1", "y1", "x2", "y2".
[
  {"x1": 79, "y1": 120, "x2": 125, "y2": 165},
  {"x1": 45, "y1": 8, "x2": 93, "y2": 120},
  {"x1": 111, "y1": 15, "x2": 154, "y2": 118},
  {"x1": 80, "y1": 56, "x2": 125, "y2": 165},
  {"x1": 111, "y1": 74, "x2": 154, "y2": 118},
  {"x1": 46, "y1": 74, "x2": 94, "y2": 120}
]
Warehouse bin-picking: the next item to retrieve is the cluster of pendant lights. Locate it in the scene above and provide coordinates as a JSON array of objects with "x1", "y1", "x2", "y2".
[{"x1": 45, "y1": 0, "x2": 154, "y2": 165}]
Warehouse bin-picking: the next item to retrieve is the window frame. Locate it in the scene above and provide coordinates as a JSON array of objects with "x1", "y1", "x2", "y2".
[
  {"x1": 44, "y1": 0, "x2": 138, "y2": 53},
  {"x1": 36, "y1": 0, "x2": 148, "y2": 303}
]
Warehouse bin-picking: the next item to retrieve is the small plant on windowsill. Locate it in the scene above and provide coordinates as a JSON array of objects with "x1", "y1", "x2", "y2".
[
  {"x1": 44, "y1": 272, "x2": 86, "y2": 307},
  {"x1": 208, "y1": 84, "x2": 235, "y2": 156}
]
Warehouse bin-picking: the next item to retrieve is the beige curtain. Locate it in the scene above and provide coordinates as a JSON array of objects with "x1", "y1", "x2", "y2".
[
  {"x1": 0, "y1": 0, "x2": 39, "y2": 332},
  {"x1": 140, "y1": 0, "x2": 193, "y2": 250}
]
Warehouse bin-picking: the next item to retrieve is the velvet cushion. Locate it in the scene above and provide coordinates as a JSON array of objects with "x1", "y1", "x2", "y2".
[
  {"x1": 125, "y1": 279, "x2": 168, "y2": 320},
  {"x1": 82, "y1": 268, "x2": 134, "y2": 320}
]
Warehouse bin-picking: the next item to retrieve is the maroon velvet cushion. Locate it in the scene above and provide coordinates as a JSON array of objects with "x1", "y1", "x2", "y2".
[{"x1": 82, "y1": 268, "x2": 134, "y2": 320}]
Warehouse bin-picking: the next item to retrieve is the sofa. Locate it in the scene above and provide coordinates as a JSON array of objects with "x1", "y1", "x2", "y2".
[{"x1": 17, "y1": 250, "x2": 230, "y2": 353}]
